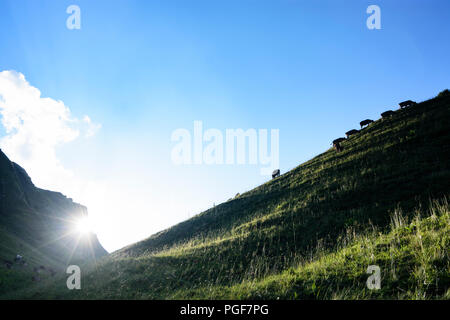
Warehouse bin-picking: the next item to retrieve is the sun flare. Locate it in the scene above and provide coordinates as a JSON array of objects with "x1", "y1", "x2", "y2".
[{"x1": 75, "y1": 217, "x2": 93, "y2": 235}]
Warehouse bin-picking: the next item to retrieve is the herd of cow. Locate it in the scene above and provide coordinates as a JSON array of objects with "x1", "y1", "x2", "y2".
[
  {"x1": 270, "y1": 99, "x2": 417, "y2": 179},
  {"x1": 332, "y1": 100, "x2": 417, "y2": 152}
]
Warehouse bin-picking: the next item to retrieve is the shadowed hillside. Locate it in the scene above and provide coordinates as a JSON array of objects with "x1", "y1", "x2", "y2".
[
  {"x1": 0, "y1": 151, "x2": 106, "y2": 295},
  {"x1": 2, "y1": 91, "x2": 449, "y2": 299}
]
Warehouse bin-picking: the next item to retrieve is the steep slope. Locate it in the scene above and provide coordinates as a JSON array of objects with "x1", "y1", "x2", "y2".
[
  {"x1": 117, "y1": 92, "x2": 449, "y2": 259},
  {"x1": 0, "y1": 150, "x2": 107, "y2": 295},
  {"x1": 4, "y1": 91, "x2": 450, "y2": 299}
]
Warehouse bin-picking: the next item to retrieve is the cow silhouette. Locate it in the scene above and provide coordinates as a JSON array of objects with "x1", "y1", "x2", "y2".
[
  {"x1": 333, "y1": 142, "x2": 343, "y2": 153},
  {"x1": 345, "y1": 129, "x2": 359, "y2": 138},
  {"x1": 360, "y1": 119, "x2": 374, "y2": 128},
  {"x1": 332, "y1": 137, "x2": 346, "y2": 146},
  {"x1": 399, "y1": 100, "x2": 416, "y2": 108},
  {"x1": 272, "y1": 169, "x2": 280, "y2": 179},
  {"x1": 381, "y1": 110, "x2": 395, "y2": 118}
]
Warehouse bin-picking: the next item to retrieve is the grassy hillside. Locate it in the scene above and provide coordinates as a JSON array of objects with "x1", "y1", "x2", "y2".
[
  {"x1": 2, "y1": 92, "x2": 449, "y2": 299},
  {"x1": 170, "y1": 199, "x2": 449, "y2": 299}
]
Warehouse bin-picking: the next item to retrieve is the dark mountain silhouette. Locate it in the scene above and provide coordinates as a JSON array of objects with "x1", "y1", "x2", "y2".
[{"x1": 0, "y1": 149, "x2": 106, "y2": 294}]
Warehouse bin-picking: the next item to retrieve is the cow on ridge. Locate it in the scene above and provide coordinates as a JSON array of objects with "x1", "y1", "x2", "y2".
[
  {"x1": 332, "y1": 137, "x2": 346, "y2": 145},
  {"x1": 399, "y1": 100, "x2": 416, "y2": 108},
  {"x1": 360, "y1": 119, "x2": 374, "y2": 128},
  {"x1": 272, "y1": 169, "x2": 280, "y2": 179},
  {"x1": 381, "y1": 110, "x2": 395, "y2": 118},
  {"x1": 345, "y1": 129, "x2": 359, "y2": 138},
  {"x1": 333, "y1": 142, "x2": 343, "y2": 153}
]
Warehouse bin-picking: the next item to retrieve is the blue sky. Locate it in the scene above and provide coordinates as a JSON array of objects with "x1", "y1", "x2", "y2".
[{"x1": 0, "y1": 0, "x2": 449, "y2": 251}]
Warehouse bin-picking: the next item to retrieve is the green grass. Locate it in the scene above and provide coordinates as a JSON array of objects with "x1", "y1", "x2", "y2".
[
  {"x1": 6, "y1": 197, "x2": 448, "y2": 300},
  {"x1": 168, "y1": 198, "x2": 450, "y2": 299},
  {"x1": 1, "y1": 92, "x2": 449, "y2": 299},
  {"x1": 0, "y1": 226, "x2": 65, "y2": 295}
]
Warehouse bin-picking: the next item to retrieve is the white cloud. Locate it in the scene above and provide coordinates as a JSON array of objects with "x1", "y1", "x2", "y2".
[
  {"x1": 0, "y1": 70, "x2": 101, "y2": 191},
  {"x1": 0, "y1": 70, "x2": 184, "y2": 253},
  {"x1": 82, "y1": 115, "x2": 102, "y2": 138},
  {"x1": 0, "y1": 70, "x2": 161, "y2": 253}
]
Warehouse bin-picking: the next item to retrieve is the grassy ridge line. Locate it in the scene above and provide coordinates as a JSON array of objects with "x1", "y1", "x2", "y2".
[{"x1": 116, "y1": 94, "x2": 449, "y2": 258}]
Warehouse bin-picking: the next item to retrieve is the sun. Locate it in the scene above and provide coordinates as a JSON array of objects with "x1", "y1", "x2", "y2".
[{"x1": 75, "y1": 217, "x2": 93, "y2": 235}]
